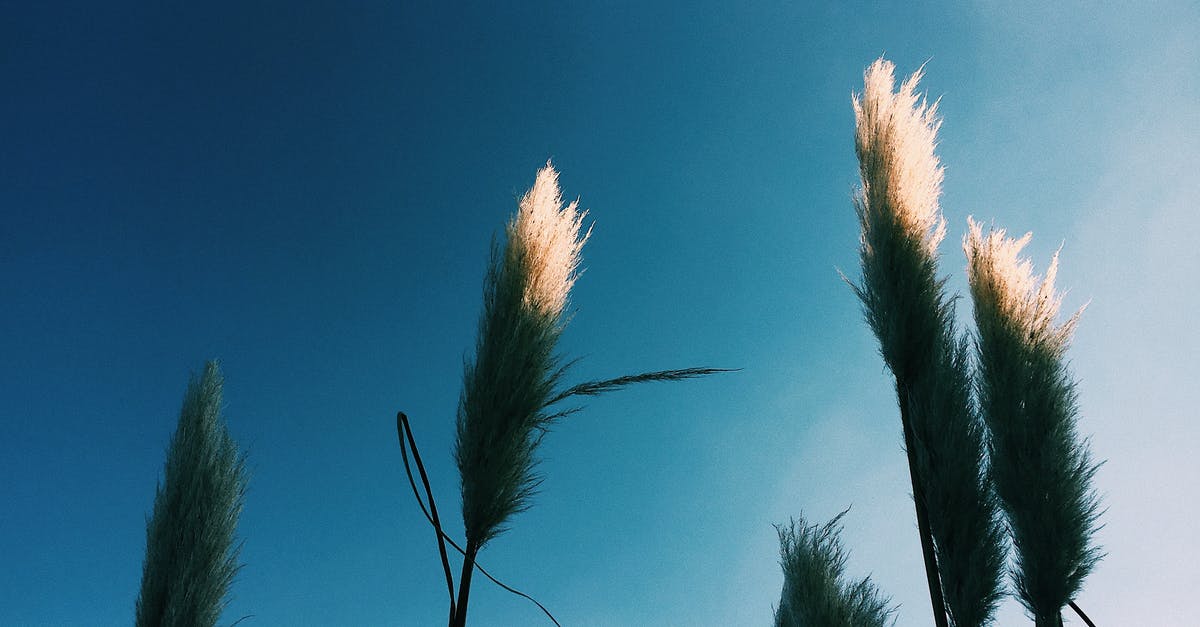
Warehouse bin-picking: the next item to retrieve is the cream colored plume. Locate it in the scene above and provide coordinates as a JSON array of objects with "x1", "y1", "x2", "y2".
[
  {"x1": 508, "y1": 161, "x2": 591, "y2": 318},
  {"x1": 854, "y1": 58, "x2": 946, "y2": 254},
  {"x1": 965, "y1": 217, "x2": 1082, "y2": 346}
]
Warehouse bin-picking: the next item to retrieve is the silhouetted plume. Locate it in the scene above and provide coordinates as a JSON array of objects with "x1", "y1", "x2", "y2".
[
  {"x1": 441, "y1": 162, "x2": 723, "y2": 626},
  {"x1": 135, "y1": 361, "x2": 247, "y2": 627},
  {"x1": 455, "y1": 163, "x2": 589, "y2": 554},
  {"x1": 965, "y1": 220, "x2": 1103, "y2": 627},
  {"x1": 774, "y1": 510, "x2": 895, "y2": 627}
]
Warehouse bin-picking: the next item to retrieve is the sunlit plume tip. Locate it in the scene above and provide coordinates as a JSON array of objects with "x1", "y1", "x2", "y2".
[
  {"x1": 854, "y1": 58, "x2": 946, "y2": 254},
  {"x1": 508, "y1": 161, "x2": 592, "y2": 319},
  {"x1": 965, "y1": 217, "x2": 1082, "y2": 346}
]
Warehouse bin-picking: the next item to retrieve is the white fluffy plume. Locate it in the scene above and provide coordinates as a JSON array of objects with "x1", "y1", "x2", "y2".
[
  {"x1": 965, "y1": 218, "x2": 1083, "y2": 348},
  {"x1": 854, "y1": 58, "x2": 946, "y2": 255},
  {"x1": 508, "y1": 161, "x2": 591, "y2": 319}
]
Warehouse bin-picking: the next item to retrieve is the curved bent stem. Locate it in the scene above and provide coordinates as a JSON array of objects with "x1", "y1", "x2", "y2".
[
  {"x1": 397, "y1": 412, "x2": 456, "y2": 623},
  {"x1": 397, "y1": 412, "x2": 561, "y2": 627}
]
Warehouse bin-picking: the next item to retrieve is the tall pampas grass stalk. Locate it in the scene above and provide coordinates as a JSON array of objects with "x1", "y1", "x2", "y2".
[
  {"x1": 429, "y1": 162, "x2": 723, "y2": 626},
  {"x1": 457, "y1": 163, "x2": 585, "y2": 526},
  {"x1": 850, "y1": 58, "x2": 1004, "y2": 627},
  {"x1": 774, "y1": 510, "x2": 894, "y2": 627},
  {"x1": 965, "y1": 220, "x2": 1103, "y2": 627},
  {"x1": 135, "y1": 361, "x2": 247, "y2": 627},
  {"x1": 452, "y1": 162, "x2": 586, "y2": 627}
]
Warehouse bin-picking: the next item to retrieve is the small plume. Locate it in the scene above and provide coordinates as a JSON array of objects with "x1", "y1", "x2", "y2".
[
  {"x1": 774, "y1": 510, "x2": 894, "y2": 627},
  {"x1": 965, "y1": 217, "x2": 1082, "y2": 348},
  {"x1": 508, "y1": 162, "x2": 591, "y2": 319}
]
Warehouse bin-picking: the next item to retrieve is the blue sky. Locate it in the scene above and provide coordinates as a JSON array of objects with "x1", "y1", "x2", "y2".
[{"x1": 2, "y1": 2, "x2": 1197, "y2": 625}]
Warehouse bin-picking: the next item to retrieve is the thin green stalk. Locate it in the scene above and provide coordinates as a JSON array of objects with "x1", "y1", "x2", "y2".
[
  {"x1": 899, "y1": 389, "x2": 949, "y2": 627},
  {"x1": 451, "y1": 542, "x2": 480, "y2": 627},
  {"x1": 1068, "y1": 601, "x2": 1096, "y2": 627}
]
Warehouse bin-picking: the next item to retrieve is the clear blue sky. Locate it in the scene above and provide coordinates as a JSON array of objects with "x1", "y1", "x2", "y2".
[{"x1": 3, "y1": 2, "x2": 1197, "y2": 625}]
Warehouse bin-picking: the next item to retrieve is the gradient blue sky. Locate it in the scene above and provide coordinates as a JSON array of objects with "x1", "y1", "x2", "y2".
[{"x1": 3, "y1": 2, "x2": 1197, "y2": 625}]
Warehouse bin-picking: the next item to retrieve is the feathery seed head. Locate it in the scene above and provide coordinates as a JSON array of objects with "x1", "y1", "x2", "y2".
[
  {"x1": 775, "y1": 511, "x2": 895, "y2": 627},
  {"x1": 135, "y1": 361, "x2": 246, "y2": 627},
  {"x1": 854, "y1": 58, "x2": 946, "y2": 255},
  {"x1": 967, "y1": 218, "x2": 1103, "y2": 615},
  {"x1": 508, "y1": 161, "x2": 591, "y2": 319},
  {"x1": 456, "y1": 162, "x2": 591, "y2": 548},
  {"x1": 965, "y1": 217, "x2": 1081, "y2": 348}
]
